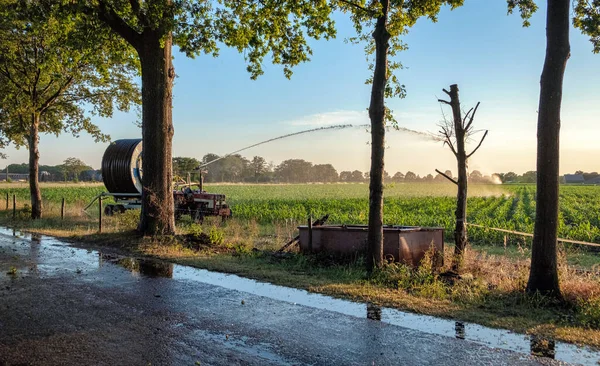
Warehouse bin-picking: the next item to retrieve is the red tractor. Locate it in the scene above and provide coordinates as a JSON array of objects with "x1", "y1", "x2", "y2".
[{"x1": 173, "y1": 183, "x2": 232, "y2": 223}]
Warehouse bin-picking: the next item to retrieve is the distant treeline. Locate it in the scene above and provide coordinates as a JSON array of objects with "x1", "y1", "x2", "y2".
[
  {"x1": 1, "y1": 158, "x2": 97, "y2": 182},
  {"x1": 177, "y1": 154, "x2": 502, "y2": 184},
  {"x1": 3, "y1": 155, "x2": 596, "y2": 184}
]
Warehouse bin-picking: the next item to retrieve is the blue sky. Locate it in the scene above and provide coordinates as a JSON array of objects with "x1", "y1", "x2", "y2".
[{"x1": 2, "y1": 1, "x2": 599, "y2": 176}]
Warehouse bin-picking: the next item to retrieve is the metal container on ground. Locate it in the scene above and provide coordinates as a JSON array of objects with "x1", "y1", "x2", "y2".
[{"x1": 297, "y1": 225, "x2": 444, "y2": 267}]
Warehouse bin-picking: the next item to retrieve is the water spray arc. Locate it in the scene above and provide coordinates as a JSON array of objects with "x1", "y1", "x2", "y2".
[
  {"x1": 199, "y1": 124, "x2": 440, "y2": 169},
  {"x1": 199, "y1": 124, "x2": 353, "y2": 168}
]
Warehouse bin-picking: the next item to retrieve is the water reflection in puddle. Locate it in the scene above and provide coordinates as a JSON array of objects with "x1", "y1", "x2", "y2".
[
  {"x1": 0, "y1": 227, "x2": 598, "y2": 365},
  {"x1": 112, "y1": 257, "x2": 174, "y2": 278}
]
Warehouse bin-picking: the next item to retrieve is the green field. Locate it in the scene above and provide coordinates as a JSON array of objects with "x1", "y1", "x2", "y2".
[{"x1": 1, "y1": 182, "x2": 600, "y2": 245}]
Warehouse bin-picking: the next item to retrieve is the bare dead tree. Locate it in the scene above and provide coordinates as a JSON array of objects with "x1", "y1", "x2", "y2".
[{"x1": 436, "y1": 84, "x2": 488, "y2": 273}]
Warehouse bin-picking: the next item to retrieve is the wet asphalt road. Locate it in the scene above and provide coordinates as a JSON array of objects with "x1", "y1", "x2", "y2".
[{"x1": 0, "y1": 230, "x2": 563, "y2": 365}]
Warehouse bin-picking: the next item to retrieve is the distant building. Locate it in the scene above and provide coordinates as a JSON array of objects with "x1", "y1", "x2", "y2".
[
  {"x1": 564, "y1": 174, "x2": 585, "y2": 184},
  {"x1": 585, "y1": 176, "x2": 600, "y2": 185},
  {"x1": 0, "y1": 173, "x2": 29, "y2": 182}
]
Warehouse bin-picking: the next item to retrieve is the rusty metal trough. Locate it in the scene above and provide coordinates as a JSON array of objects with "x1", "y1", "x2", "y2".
[{"x1": 298, "y1": 225, "x2": 445, "y2": 267}]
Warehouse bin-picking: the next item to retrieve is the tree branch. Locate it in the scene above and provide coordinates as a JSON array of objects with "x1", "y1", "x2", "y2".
[
  {"x1": 95, "y1": 1, "x2": 142, "y2": 49},
  {"x1": 435, "y1": 169, "x2": 458, "y2": 185},
  {"x1": 438, "y1": 98, "x2": 451, "y2": 105},
  {"x1": 442, "y1": 88, "x2": 451, "y2": 97},
  {"x1": 444, "y1": 138, "x2": 458, "y2": 157},
  {"x1": 32, "y1": 68, "x2": 41, "y2": 101},
  {"x1": 38, "y1": 76, "x2": 74, "y2": 113},
  {"x1": 337, "y1": 0, "x2": 376, "y2": 16},
  {"x1": 464, "y1": 101, "x2": 481, "y2": 132},
  {"x1": 128, "y1": 0, "x2": 148, "y2": 26},
  {"x1": 462, "y1": 107, "x2": 474, "y2": 125},
  {"x1": 0, "y1": 66, "x2": 30, "y2": 95},
  {"x1": 467, "y1": 130, "x2": 488, "y2": 158},
  {"x1": 39, "y1": 80, "x2": 55, "y2": 96},
  {"x1": 439, "y1": 125, "x2": 458, "y2": 157}
]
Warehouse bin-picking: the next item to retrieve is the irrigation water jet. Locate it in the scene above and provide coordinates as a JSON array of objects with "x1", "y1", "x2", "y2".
[
  {"x1": 200, "y1": 124, "x2": 353, "y2": 168},
  {"x1": 200, "y1": 124, "x2": 440, "y2": 168}
]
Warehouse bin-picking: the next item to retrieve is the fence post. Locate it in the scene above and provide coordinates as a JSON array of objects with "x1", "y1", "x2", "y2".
[
  {"x1": 12, "y1": 195, "x2": 16, "y2": 219},
  {"x1": 98, "y1": 196, "x2": 102, "y2": 233},
  {"x1": 308, "y1": 216, "x2": 313, "y2": 252},
  {"x1": 61, "y1": 198, "x2": 65, "y2": 220},
  {"x1": 5, "y1": 192, "x2": 8, "y2": 210}
]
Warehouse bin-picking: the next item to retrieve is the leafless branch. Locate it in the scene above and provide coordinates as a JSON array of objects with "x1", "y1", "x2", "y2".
[
  {"x1": 437, "y1": 124, "x2": 457, "y2": 156},
  {"x1": 467, "y1": 130, "x2": 488, "y2": 158},
  {"x1": 462, "y1": 107, "x2": 474, "y2": 125},
  {"x1": 464, "y1": 102, "x2": 481, "y2": 132},
  {"x1": 445, "y1": 139, "x2": 458, "y2": 157},
  {"x1": 438, "y1": 98, "x2": 451, "y2": 105},
  {"x1": 442, "y1": 88, "x2": 451, "y2": 97},
  {"x1": 435, "y1": 169, "x2": 458, "y2": 185}
]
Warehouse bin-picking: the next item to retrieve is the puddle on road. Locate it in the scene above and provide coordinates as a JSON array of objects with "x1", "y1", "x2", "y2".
[{"x1": 0, "y1": 227, "x2": 598, "y2": 365}]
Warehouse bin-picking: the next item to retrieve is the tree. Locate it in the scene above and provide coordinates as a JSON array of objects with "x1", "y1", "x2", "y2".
[
  {"x1": 351, "y1": 170, "x2": 365, "y2": 182},
  {"x1": 434, "y1": 173, "x2": 446, "y2": 183},
  {"x1": 221, "y1": 155, "x2": 249, "y2": 182},
  {"x1": 522, "y1": 170, "x2": 537, "y2": 184},
  {"x1": 172, "y1": 156, "x2": 200, "y2": 181},
  {"x1": 437, "y1": 84, "x2": 487, "y2": 272},
  {"x1": 250, "y1": 156, "x2": 268, "y2": 183},
  {"x1": 404, "y1": 171, "x2": 417, "y2": 181},
  {"x1": 73, "y1": 0, "x2": 335, "y2": 236},
  {"x1": 312, "y1": 164, "x2": 339, "y2": 183},
  {"x1": 392, "y1": 171, "x2": 404, "y2": 182},
  {"x1": 574, "y1": 1, "x2": 600, "y2": 53},
  {"x1": 61, "y1": 157, "x2": 91, "y2": 181},
  {"x1": 336, "y1": 0, "x2": 463, "y2": 272},
  {"x1": 504, "y1": 171, "x2": 518, "y2": 183},
  {"x1": 469, "y1": 170, "x2": 483, "y2": 183},
  {"x1": 339, "y1": 171, "x2": 352, "y2": 182},
  {"x1": 0, "y1": 0, "x2": 139, "y2": 219},
  {"x1": 201, "y1": 153, "x2": 221, "y2": 183},
  {"x1": 275, "y1": 159, "x2": 313, "y2": 183},
  {"x1": 527, "y1": 0, "x2": 571, "y2": 296}
]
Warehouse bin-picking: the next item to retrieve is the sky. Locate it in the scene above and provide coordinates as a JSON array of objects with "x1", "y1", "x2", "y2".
[{"x1": 2, "y1": 1, "x2": 599, "y2": 176}]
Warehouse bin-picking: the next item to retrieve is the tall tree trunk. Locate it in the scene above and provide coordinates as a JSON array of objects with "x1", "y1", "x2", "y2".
[
  {"x1": 448, "y1": 85, "x2": 468, "y2": 272},
  {"x1": 28, "y1": 113, "x2": 42, "y2": 219},
  {"x1": 527, "y1": 0, "x2": 570, "y2": 296},
  {"x1": 137, "y1": 30, "x2": 176, "y2": 236},
  {"x1": 366, "y1": 0, "x2": 390, "y2": 273}
]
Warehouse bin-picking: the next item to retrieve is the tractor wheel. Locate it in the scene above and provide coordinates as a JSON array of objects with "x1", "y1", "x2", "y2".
[{"x1": 104, "y1": 205, "x2": 114, "y2": 216}]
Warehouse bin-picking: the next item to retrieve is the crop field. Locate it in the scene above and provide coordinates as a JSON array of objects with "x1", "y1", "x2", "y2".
[{"x1": 1, "y1": 182, "x2": 600, "y2": 245}]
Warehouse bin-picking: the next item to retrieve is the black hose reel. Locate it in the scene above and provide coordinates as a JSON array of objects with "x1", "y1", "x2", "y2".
[{"x1": 101, "y1": 139, "x2": 143, "y2": 195}]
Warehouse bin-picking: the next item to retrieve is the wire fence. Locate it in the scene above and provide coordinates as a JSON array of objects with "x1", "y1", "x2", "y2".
[{"x1": 467, "y1": 223, "x2": 600, "y2": 248}]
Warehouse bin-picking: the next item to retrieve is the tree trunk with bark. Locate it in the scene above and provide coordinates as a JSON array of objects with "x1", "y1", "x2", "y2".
[
  {"x1": 28, "y1": 113, "x2": 42, "y2": 219},
  {"x1": 366, "y1": 0, "x2": 390, "y2": 273},
  {"x1": 137, "y1": 30, "x2": 176, "y2": 236},
  {"x1": 448, "y1": 85, "x2": 468, "y2": 272},
  {"x1": 527, "y1": 0, "x2": 570, "y2": 296},
  {"x1": 438, "y1": 85, "x2": 486, "y2": 273}
]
